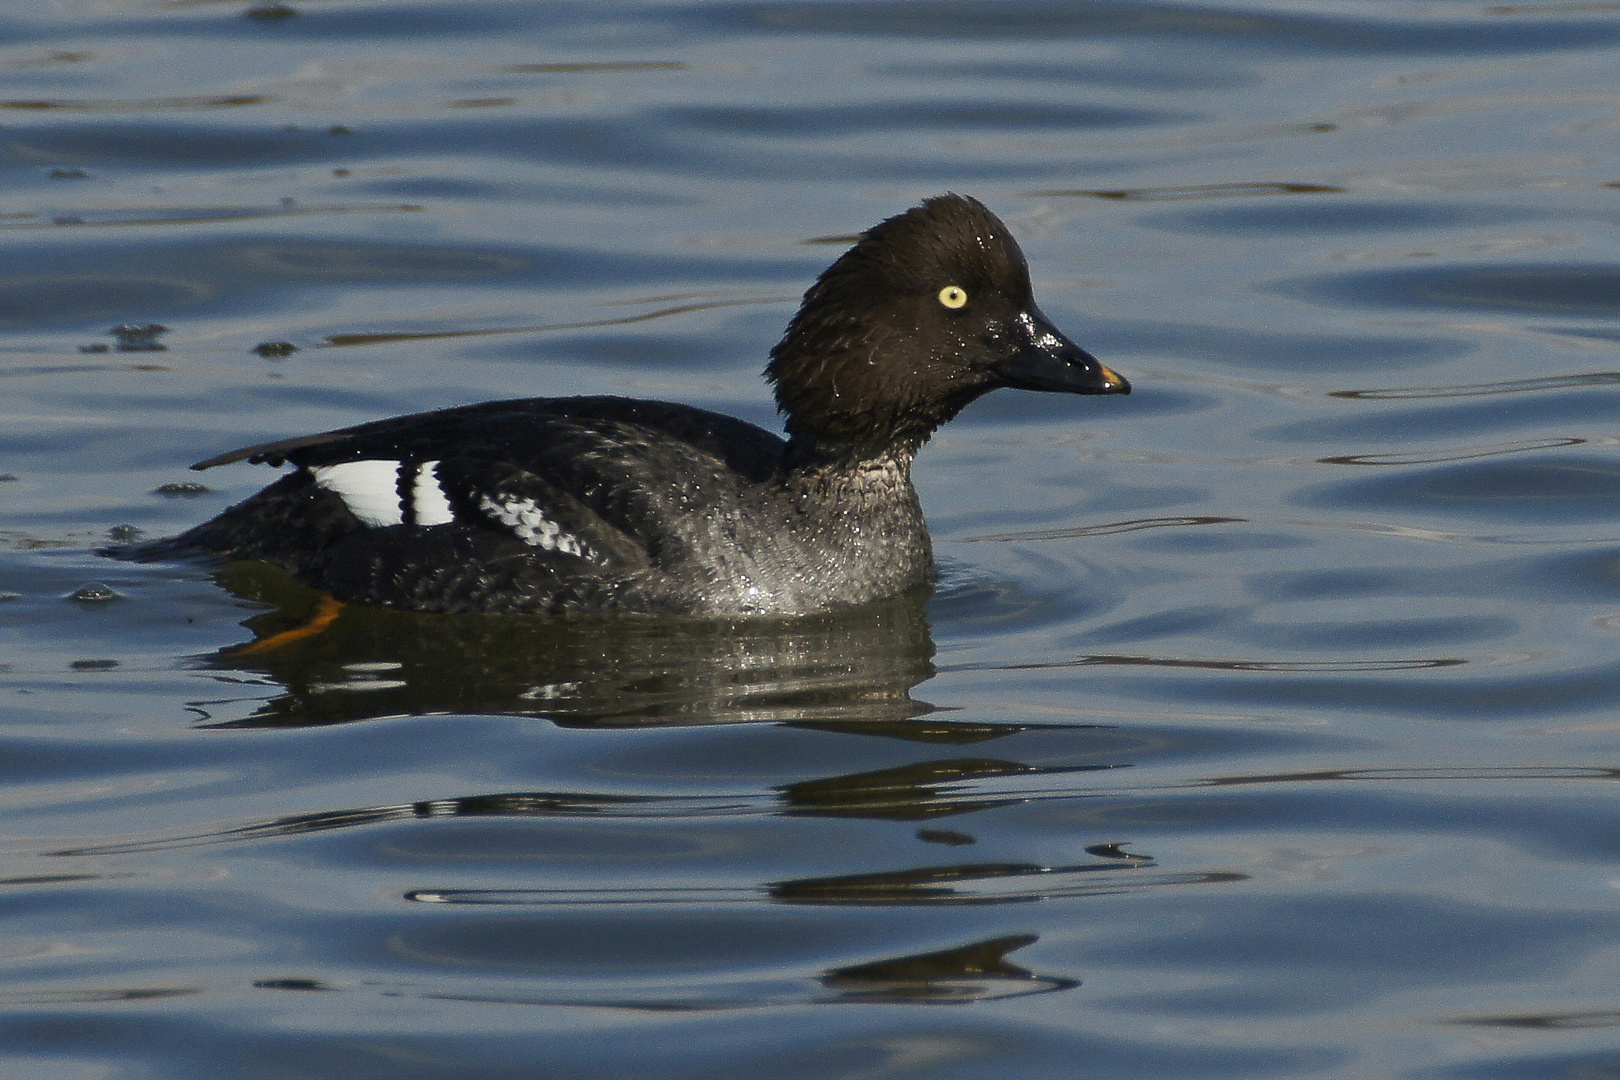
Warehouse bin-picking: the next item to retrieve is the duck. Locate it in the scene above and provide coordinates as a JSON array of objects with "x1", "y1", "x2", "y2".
[{"x1": 119, "y1": 194, "x2": 1129, "y2": 616}]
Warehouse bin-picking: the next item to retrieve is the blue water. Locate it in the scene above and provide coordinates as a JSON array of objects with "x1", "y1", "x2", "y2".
[{"x1": 3, "y1": 1, "x2": 1620, "y2": 1077}]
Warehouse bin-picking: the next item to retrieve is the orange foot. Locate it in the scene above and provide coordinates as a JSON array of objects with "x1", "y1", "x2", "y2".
[{"x1": 234, "y1": 594, "x2": 345, "y2": 656}]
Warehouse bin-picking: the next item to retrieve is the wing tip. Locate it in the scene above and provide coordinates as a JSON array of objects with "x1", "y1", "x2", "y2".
[{"x1": 191, "y1": 432, "x2": 344, "y2": 471}]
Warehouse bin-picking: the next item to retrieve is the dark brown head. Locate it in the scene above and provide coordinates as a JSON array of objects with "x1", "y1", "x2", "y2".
[{"x1": 766, "y1": 194, "x2": 1127, "y2": 458}]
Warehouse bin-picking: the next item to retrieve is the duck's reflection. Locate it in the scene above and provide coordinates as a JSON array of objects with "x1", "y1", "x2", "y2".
[
  {"x1": 195, "y1": 562, "x2": 938, "y2": 729},
  {"x1": 48, "y1": 756, "x2": 1127, "y2": 855},
  {"x1": 389, "y1": 846, "x2": 1175, "y2": 908},
  {"x1": 0, "y1": 936, "x2": 1076, "y2": 1009},
  {"x1": 120, "y1": 567, "x2": 1233, "y2": 1012},
  {"x1": 819, "y1": 934, "x2": 1076, "y2": 1002},
  {"x1": 247, "y1": 932, "x2": 1074, "y2": 1008},
  {"x1": 778, "y1": 758, "x2": 1115, "y2": 819}
]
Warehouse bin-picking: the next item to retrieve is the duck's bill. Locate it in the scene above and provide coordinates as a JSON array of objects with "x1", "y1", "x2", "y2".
[{"x1": 992, "y1": 308, "x2": 1129, "y2": 396}]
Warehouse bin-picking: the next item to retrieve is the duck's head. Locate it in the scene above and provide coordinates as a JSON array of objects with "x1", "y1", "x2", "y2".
[{"x1": 767, "y1": 193, "x2": 1128, "y2": 458}]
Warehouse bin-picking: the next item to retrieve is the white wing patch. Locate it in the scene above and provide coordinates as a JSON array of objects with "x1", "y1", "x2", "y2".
[
  {"x1": 411, "y1": 460, "x2": 456, "y2": 525},
  {"x1": 312, "y1": 459, "x2": 459, "y2": 528},
  {"x1": 479, "y1": 495, "x2": 591, "y2": 558},
  {"x1": 312, "y1": 460, "x2": 405, "y2": 527},
  {"x1": 312, "y1": 461, "x2": 591, "y2": 554}
]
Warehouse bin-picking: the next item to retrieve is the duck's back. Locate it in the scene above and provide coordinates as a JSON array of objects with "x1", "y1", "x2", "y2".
[{"x1": 139, "y1": 396, "x2": 797, "y2": 615}]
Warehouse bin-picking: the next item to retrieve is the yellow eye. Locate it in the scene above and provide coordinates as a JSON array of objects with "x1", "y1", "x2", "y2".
[{"x1": 938, "y1": 285, "x2": 968, "y2": 309}]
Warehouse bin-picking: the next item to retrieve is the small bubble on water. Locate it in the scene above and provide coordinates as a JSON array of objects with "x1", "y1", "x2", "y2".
[
  {"x1": 108, "y1": 324, "x2": 168, "y2": 352},
  {"x1": 153, "y1": 483, "x2": 210, "y2": 498},
  {"x1": 68, "y1": 583, "x2": 123, "y2": 603},
  {"x1": 245, "y1": 2, "x2": 297, "y2": 20}
]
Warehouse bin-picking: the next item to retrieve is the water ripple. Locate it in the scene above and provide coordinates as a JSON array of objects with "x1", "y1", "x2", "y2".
[
  {"x1": 0, "y1": 202, "x2": 422, "y2": 231},
  {"x1": 0, "y1": 94, "x2": 267, "y2": 112},
  {"x1": 1032, "y1": 181, "x2": 1341, "y2": 201},
  {"x1": 1319, "y1": 437, "x2": 1586, "y2": 466},
  {"x1": 407, "y1": 863, "x2": 1243, "y2": 907},
  {"x1": 994, "y1": 655, "x2": 1466, "y2": 673},
  {"x1": 322, "y1": 296, "x2": 790, "y2": 348},
  {"x1": 958, "y1": 515, "x2": 1242, "y2": 543},
  {"x1": 53, "y1": 763, "x2": 1620, "y2": 860},
  {"x1": 1332, "y1": 371, "x2": 1620, "y2": 400}
]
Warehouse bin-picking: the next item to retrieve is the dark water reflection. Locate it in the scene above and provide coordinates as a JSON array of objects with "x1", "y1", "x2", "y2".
[
  {"x1": 195, "y1": 563, "x2": 935, "y2": 729},
  {"x1": 6, "y1": 0, "x2": 1620, "y2": 1077}
]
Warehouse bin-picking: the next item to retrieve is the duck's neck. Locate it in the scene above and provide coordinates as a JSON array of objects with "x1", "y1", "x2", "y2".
[
  {"x1": 769, "y1": 371, "x2": 986, "y2": 480},
  {"x1": 778, "y1": 435, "x2": 919, "y2": 491},
  {"x1": 762, "y1": 435, "x2": 934, "y2": 603}
]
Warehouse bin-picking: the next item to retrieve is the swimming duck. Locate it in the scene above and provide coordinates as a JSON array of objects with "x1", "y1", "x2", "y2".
[{"x1": 123, "y1": 194, "x2": 1129, "y2": 616}]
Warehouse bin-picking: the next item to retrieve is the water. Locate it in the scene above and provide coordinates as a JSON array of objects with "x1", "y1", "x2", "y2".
[{"x1": 2, "y1": 1, "x2": 1620, "y2": 1076}]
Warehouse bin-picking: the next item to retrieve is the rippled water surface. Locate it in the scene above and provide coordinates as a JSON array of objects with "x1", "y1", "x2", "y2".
[{"x1": 4, "y1": 1, "x2": 1620, "y2": 1077}]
